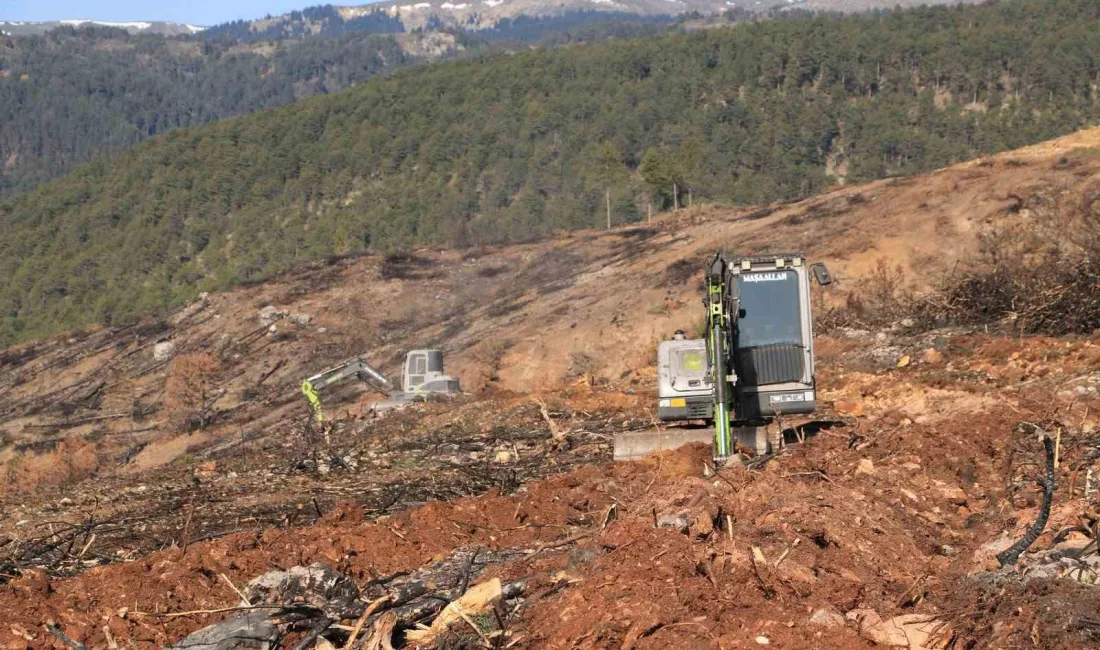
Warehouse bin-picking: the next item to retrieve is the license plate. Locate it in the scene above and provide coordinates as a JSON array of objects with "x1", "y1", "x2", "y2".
[
  {"x1": 669, "y1": 398, "x2": 686, "y2": 407},
  {"x1": 770, "y1": 393, "x2": 806, "y2": 404}
]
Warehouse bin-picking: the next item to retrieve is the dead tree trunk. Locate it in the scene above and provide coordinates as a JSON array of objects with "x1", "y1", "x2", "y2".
[{"x1": 606, "y1": 188, "x2": 612, "y2": 229}]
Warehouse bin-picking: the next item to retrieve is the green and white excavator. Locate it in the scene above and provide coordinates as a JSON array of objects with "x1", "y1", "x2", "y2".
[
  {"x1": 301, "y1": 349, "x2": 461, "y2": 422},
  {"x1": 620, "y1": 251, "x2": 832, "y2": 462}
]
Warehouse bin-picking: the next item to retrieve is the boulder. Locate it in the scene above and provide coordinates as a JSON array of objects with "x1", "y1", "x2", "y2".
[
  {"x1": 938, "y1": 486, "x2": 968, "y2": 505},
  {"x1": 871, "y1": 346, "x2": 903, "y2": 364},
  {"x1": 861, "y1": 614, "x2": 951, "y2": 649},
  {"x1": 153, "y1": 341, "x2": 175, "y2": 362},
  {"x1": 973, "y1": 533, "x2": 1015, "y2": 571},
  {"x1": 656, "y1": 512, "x2": 693, "y2": 534},
  {"x1": 258, "y1": 305, "x2": 287, "y2": 326},
  {"x1": 808, "y1": 607, "x2": 845, "y2": 629}
]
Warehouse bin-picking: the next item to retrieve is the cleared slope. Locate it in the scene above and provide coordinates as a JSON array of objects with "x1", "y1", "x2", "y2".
[{"x1": 1, "y1": 124, "x2": 1097, "y2": 467}]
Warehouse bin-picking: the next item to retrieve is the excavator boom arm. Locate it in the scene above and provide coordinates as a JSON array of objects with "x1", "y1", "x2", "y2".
[{"x1": 302, "y1": 358, "x2": 393, "y2": 422}]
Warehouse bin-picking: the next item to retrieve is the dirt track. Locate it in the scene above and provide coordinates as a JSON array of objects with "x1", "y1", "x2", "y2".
[{"x1": 5, "y1": 129, "x2": 1100, "y2": 647}]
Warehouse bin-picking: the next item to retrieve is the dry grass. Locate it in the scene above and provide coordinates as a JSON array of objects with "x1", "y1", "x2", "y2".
[
  {"x1": 818, "y1": 183, "x2": 1100, "y2": 336},
  {"x1": 3, "y1": 438, "x2": 100, "y2": 494}
]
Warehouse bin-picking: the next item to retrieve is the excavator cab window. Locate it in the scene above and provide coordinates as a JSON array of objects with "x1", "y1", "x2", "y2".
[
  {"x1": 735, "y1": 271, "x2": 802, "y2": 348},
  {"x1": 407, "y1": 352, "x2": 427, "y2": 389}
]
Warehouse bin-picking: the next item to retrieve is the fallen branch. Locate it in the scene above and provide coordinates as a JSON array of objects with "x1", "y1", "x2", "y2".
[
  {"x1": 220, "y1": 573, "x2": 250, "y2": 605},
  {"x1": 774, "y1": 538, "x2": 800, "y2": 568},
  {"x1": 344, "y1": 596, "x2": 390, "y2": 649},
  {"x1": 132, "y1": 604, "x2": 294, "y2": 619},
  {"x1": 290, "y1": 617, "x2": 332, "y2": 650},
  {"x1": 256, "y1": 360, "x2": 286, "y2": 387},
  {"x1": 749, "y1": 546, "x2": 776, "y2": 599},
  {"x1": 44, "y1": 623, "x2": 88, "y2": 650},
  {"x1": 364, "y1": 611, "x2": 397, "y2": 650},
  {"x1": 534, "y1": 398, "x2": 567, "y2": 442},
  {"x1": 528, "y1": 531, "x2": 593, "y2": 554}
]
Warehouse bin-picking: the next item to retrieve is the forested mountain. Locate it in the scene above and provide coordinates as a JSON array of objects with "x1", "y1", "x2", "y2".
[
  {"x1": 201, "y1": 0, "x2": 983, "y2": 36},
  {"x1": 201, "y1": 5, "x2": 403, "y2": 41},
  {"x1": 0, "y1": 13, "x2": 688, "y2": 199},
  {"x1": 0, "y1": 27, "x2": 427, "y2": 198},
  {"x1": 206, "y1": 1, "x2": 698, "y2": 35},
  {"x1": 2, "y1": 0, "x2": 1100, "y2": 345}
]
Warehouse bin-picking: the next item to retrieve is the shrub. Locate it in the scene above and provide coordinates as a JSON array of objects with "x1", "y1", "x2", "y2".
[{"x1": 163, "y1": 353, "x2": 220, "y2": 432}]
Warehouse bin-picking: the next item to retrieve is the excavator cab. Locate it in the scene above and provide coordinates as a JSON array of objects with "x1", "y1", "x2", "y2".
[
  {"x1": 622, "y1": 253, "x2": 831, "y2": 462},
  {"x1": 730, "y1": 255, "x2": 820, "y2": 418},
  {"x1": 403, "y1": 350, "x2": 461, "y2": 395},
  {"x1": 707, "y1": 252, "x2": 831, "y2": 459}
]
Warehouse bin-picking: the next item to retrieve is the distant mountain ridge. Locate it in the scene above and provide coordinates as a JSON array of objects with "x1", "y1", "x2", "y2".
[
  {"x1": 207, "y1": 0, "x2": 985, "y2": 35},
  {"x1": 3, "y1": 0, "x2": 987, "y2": 42},
  {"x1": 0, "y1": 20, "x2": 205, "y2": 36},
  {"x1": 0, "y1": 5, "x2": 682, "y2": 201}
]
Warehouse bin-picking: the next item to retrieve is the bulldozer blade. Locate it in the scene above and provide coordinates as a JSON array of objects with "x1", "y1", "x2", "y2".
[{"x1": 613, "y1": 429, "x2": 714, "y2": 461}]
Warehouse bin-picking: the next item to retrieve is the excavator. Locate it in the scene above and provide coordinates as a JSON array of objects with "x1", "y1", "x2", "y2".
[
  {"x1": 620, "y1": 251, "x2": 832, "y2": 462},
  {"x1": 301, "y1": 349, "x2": 461, "y2": 422}
]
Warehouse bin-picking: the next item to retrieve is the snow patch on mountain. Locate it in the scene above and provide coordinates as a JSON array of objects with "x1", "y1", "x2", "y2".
[
  {"x1": 61, "y1": 19, "x2": 154, "y2": 29},
  {"x1": 0, "y1": 19, "x2": 205, "y2": 36}
]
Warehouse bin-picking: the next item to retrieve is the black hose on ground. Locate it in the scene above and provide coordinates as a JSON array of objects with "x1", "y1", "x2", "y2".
[{"x1": 998, "y1": 434, "x2": 1056, "y2": 568}]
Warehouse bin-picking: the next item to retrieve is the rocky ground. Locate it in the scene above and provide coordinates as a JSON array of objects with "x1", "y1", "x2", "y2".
[{"x1": 4, "y1": 327, "x2": 1100, "y2": 649}]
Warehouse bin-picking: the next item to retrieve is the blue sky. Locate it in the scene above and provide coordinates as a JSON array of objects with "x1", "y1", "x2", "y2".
[{"x1": 0, "y1": 0, "x2": 347, "y2": 26}]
